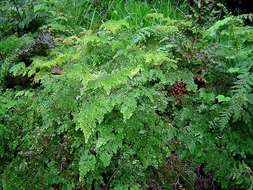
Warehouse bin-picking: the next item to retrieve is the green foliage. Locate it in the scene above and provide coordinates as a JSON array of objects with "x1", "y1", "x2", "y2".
[
  {"x1": 0, "y1": 12, "x2": 193, "y2": 189},
  {"x1": 1, "y1": 1, "x2": 253, "y2": 190},
  {"x1": 0, "y1": 0, "x2": 50, "y2": 37},
  {"x1": 0, "y1": 35, "x2": 33, "y2": 60},
  {"x1": 186, "y1": 0, "x2": 229, "y2": 23},
  {"x1": 1, "y1": 0, "x2": 187, "y2": 37},
  {"x1": 173, "y1": 16, "x2": 253, "y2": 189}
]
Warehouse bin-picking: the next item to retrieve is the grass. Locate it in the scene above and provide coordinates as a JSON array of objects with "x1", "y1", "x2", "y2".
[
  {"x1": 49, "y1": 0, "x2": 188, "y2": 32},
  {"x1": 111, "y1": 0, "x2": 188, "y2": 28}
]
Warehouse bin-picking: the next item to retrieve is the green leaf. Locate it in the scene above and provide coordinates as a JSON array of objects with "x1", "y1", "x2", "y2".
[
  {"x1": 79, "y1": 151, "x2": 97, "y2": 179},
  {"x1": 248, "y1": 94, "x2": 253, "y2": 104},
  {"x1": 99, "y1": 152, "x2": 112, "y2": 167},
  {"x1": 100, "y1": 20, "x2": 129, "y2": 34},
  {"x1": 9, "y1": 62, "x2": 26, "y2": 76},
  {"x1": 120, "y1": 96, "x2": 137, "y2": 122},
  {"x1": 76, "y1": 95, "x2": 118, "y2": 142},
  {"x1": 228, "y1": 67, "x2": 240, "y2": 74},
  {"x1": 216, "y1": 95, "x2": 231, "y2": 103}
]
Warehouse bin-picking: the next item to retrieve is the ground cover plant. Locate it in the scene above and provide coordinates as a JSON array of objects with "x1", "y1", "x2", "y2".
[{"x1": 0, "y1": 0, "x2": 253, "y2": 189}]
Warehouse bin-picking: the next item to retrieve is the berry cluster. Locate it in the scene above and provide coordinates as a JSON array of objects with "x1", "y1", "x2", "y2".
[
  {"x1": 170, "y1": 82, "x2": 188, "y2": 96},
  {"x1": 170, "y1": 82, "x2": 189, "y2": 105}
]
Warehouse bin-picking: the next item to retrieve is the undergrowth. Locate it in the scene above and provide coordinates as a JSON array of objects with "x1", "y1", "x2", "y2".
[{"x1": 0, "y1": 1, "x2": 253, "y2": 190}]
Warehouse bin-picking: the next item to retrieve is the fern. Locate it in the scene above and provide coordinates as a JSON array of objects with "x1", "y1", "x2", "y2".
[
  {"x1": 173, "y1": 16, "x2": 253, "y2": 189},
  {"x1": 100, "y1": 20, "x2": 130, "y2": 34},
  {"x1": 1, "y1": 4, "x2": 253, "y2": 190}
]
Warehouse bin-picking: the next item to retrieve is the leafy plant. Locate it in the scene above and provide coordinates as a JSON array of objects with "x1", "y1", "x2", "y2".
[
  {"x1": 173, "y1": 15, "x2": 253, "y2": 189},
  {"x1": 0, "y1": 0, "x2": 50, "y2": 37},
  {"x1": 1, "y1": 1, "x2": 253, "y2": 190}
]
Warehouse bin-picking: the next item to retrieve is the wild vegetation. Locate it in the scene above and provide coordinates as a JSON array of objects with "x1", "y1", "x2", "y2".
[{"x1": 0, "y1": 0, "x2": 253, "y2": 190}]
